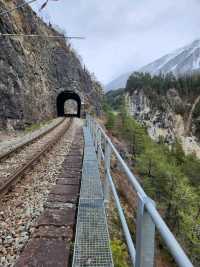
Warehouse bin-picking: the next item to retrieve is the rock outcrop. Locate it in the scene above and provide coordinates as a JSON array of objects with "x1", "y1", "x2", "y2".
[
  {"x1": 0, "y1": 0, "x2": 102, "y2": 129},
  {"x1": 125, "y1": 89, "x2": 185, "y2": 144},
  {"x1": 125, "y1": 88, "x2": 200, "y2": 157}
]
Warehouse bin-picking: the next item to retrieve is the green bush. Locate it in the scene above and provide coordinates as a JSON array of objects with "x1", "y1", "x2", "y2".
[
  {"x1": 111, "y1": 240, "x2": 129, "y2": 267},
  {"x1": 105, "y1": 111, "x2": 116, "y2": 130}
]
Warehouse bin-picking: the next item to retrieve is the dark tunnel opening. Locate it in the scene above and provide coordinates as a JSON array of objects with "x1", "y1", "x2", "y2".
[{"x1": 56, "y1": 91, "x2": 81, "y2": 117}]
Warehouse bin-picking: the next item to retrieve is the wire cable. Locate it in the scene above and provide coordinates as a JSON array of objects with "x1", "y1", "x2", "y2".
[
  {"x1": 0, "y1": 1, "x2": 85, "y2": 40},
  {"x1": 0, "y1": 33, "x2": 85, "y2": 39}
]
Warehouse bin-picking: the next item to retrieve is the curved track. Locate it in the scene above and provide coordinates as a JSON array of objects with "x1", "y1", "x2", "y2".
[{"x1": 0, "y1": 118, "x2": 72, "y2": 197}]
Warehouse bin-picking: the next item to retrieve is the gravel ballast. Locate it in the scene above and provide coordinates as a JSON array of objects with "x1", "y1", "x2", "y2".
[{"x1": 0, "y1": 118, "x2": 81, "y2": 267}]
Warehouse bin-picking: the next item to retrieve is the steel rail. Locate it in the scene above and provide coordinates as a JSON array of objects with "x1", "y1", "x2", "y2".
[
  {"x1": 0, "y1": 118, "x2": 72, "y2": 197},
  {"x1": 87, "y1": 115, "x2": 194, "y2": 267},
  {"x1": 0, "y1": 118, "x2": 65, "y2": 162}
]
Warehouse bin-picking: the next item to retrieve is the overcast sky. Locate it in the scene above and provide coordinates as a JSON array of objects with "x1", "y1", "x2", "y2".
[{"x1": 32, "y1": 0, "x2": 200, "y2": 84}]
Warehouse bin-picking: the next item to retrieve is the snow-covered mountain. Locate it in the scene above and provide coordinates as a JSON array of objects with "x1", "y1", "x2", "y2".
[
  {"x1": 140, "y1": 39, "x2": 200, "y2": 75},
  {"x1": 106, "y1": 39, "x2": 200, "y2": 91}
]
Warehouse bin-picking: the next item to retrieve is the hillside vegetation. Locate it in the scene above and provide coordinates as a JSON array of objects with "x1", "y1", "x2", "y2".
[
  {"x1": 103, "y1": 96, "x2": 200, "y2": 266},
  {"x1": 127, "y1": 72, "x2": 200, "y2": 101}
]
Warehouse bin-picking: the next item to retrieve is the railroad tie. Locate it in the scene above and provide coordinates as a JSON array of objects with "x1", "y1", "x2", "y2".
[{"x1": 14, "y1": 128, "x2": 84, "y2": 267}]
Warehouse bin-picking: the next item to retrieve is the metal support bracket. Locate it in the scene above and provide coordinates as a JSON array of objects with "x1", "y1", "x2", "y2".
[
  {"x1": 104, "y1": 141, "x2": 111, "y2": 206},
  {"x1": 97, "y1": 130, "x2": 102, "y2": 165}
]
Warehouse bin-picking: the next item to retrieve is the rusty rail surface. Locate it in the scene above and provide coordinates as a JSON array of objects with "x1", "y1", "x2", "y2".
[{"x1": 0, "y1": 118, "x2": 72, "y2": 197}]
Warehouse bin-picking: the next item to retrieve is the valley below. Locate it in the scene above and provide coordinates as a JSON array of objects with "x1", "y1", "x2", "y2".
[{"x1": 104, "y1": 71, "x2": 200, "y2": 266}]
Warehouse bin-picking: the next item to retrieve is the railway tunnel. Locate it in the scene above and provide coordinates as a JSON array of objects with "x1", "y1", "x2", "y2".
[{"x1": 56, "y1": 90, "x2": 81, "y2": 117}]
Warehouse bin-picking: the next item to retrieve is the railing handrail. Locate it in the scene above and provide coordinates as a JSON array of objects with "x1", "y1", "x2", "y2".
[{"x1": 86, "y1": 114, "x2": 193, "y2": 267}]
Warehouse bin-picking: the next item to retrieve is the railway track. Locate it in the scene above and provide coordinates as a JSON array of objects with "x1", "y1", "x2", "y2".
[
  {"x1": 14, "y1": 123, "x2": 84, "y2": 267},
  {"x1": 0, "y1": 118, "x2": 72, "y2": 197},
  {"x1": 0, "y1": 118, "x2": 65, "y2": 162}
]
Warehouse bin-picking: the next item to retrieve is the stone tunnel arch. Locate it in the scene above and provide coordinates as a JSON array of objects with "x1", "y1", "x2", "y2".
[{"x1": 56, "y1": 91, "x2": 81, "y2": 117}]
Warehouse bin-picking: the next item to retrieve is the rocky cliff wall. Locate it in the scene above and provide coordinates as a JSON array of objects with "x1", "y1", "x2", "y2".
[
  {"x1": 125, "y1": 89, "x2": 183, "y2": 142},
  {"x1": 125, "y1": 88, "x2": 200, "y2": 156},
  {"x1": 0, "y1": 0, "x2": 102, "y2": 129}
]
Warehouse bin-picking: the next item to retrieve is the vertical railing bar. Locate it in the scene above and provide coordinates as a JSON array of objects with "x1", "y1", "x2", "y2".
[
  {"x1": 100, "y1": 147, "x2": 105, "y2": 160},
  {"x1": 104, "y1": 141, "x2": 111, "y2": 205},
  {"x1": 92, "y1": 118, "x2": 95, "y2": 141},
  {"x1": 95, "y1": 123, "x2": 98, "y2": 152},
  {"x1": 145, "y1": 201, "x2": 194, "y2": 267},
  {"x1": 107, "y1": 171, "x2": 136, "y2": 265},
  {"x1": 97, "y1": 128, "x2": 102, "y2": 164}
]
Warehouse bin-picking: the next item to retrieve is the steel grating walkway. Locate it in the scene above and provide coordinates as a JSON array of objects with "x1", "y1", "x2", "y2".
[{"x1": 72, "y1": 127, "x2": 114, "y2": 267}]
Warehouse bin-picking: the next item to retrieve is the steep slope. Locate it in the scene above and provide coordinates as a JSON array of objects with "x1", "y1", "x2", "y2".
[
  {"x1": 106, "y1": 72, "x2": 200, "y2": 157},
  {"x1": 0, "y1": 0, "x2": 102, "y2": 129},
  {"x1": 105, "y1": 72, "x2": 131, "y2": 92},
  {"x1": 125, "y1": 73, "x2": 200, "y2": 156},
  {"x1": 140, "y1": 39, "x2": 200, "y2": 75},
  {"x1": 105, "y1": 88, "x2": 124, "y2": 109}
]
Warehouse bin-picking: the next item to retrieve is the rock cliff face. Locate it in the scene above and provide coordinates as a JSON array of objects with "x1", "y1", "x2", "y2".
[
  {"x1": 0, "y1": 0, "x2": 102, "y2": 129},
  {"x1": 125, "y1": 89, "x2": 183, "y2": 142},
  {"x1": 125, "y1": 88, "x2": 200, "y2": 156}
]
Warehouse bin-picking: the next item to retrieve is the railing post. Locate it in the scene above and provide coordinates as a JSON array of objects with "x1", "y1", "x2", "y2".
[
  {"x1": 104, "y1": 140, "x2": 111, "y2": 206},
  {"x1": 92, "y1": 118, "x2": 95, "y2": 141},
  {"x1": 136, "y1": 194, "x2": 155, "y2": 267},
  {"x1": 91, "y1": 117, "x2": 93, "y2": 136},
  {"x1": 90, "y1": 116, "x2": 92, "y2": 133},
  {"x1": 95, "y1": 124, "x2": 98, "y2": 152},
  {"x1": 86, "y1": 114, "x2": 89, "y2": 128},
  {"x1": 88, "y1": 115, "x2": 91, "y2": 133},
  {"x1": 94, "y1": 123, "x2": 96, "y2": 148},
  {"x1": 97, "y1": 129, "x2": 102, "y2": 165},
  {"x1": 88, "y1": 115, "x2": 91, "y2": 131}
]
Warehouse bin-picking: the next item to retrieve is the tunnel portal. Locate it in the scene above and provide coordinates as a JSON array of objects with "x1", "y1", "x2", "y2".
[{"x1": 56, "y1": 91, "x2": 81, "y2": 117}]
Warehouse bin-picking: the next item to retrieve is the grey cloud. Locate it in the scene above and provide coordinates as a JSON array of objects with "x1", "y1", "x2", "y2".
[{"x1": 32, "y1": 0, "x2": 200, "y2": 84}]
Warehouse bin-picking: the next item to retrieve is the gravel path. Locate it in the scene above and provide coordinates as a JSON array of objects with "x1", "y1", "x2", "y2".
[{"x1": 0, "y1": 118, "x2": 80, "y2": 267}]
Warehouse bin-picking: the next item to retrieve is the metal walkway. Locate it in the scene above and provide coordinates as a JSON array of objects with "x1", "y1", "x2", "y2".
[
  {"x1": 72, "y1": 127, "x2": 114, "y2": 267},
  {"x1": 83, "y1": 115, "x2": 194, "y2": 267}
]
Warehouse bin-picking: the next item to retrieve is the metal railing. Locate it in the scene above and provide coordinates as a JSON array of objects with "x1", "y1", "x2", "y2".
[{"x1": 86, "y1": 114, "x2": 194, "y2": 267}]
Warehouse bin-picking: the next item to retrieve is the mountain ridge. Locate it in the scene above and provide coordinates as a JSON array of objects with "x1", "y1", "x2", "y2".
[
  {"x1": 105, "y1": 72, "x2": 132, "y2": 92},
  {"x1": 106, "y1": 39, "x2": 200, "y2": 91},
  {"x1": 139, "y1": 39, "x2": 200, "y2": 75}
]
